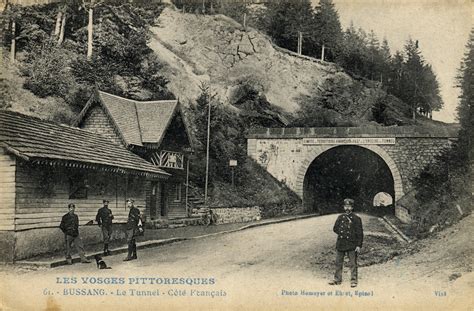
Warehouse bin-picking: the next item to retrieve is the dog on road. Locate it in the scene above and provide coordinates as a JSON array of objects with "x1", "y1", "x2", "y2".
[{"x1": 94, "y1": 255, "x2": 111, "y2": 269}]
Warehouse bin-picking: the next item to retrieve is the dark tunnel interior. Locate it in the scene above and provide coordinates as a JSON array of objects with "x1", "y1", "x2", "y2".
[{"x1": 303, "y1": 145, "x2": 395, "y2": 215}]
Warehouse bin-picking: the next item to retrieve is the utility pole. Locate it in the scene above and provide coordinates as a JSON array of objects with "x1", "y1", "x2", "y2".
[
  {"x1": 231, "y1": 167, "x2": 234, "y2": 187},
  {"x1": 229, "y1": 160, "x2": 237, "y2": 187},
  {"x1": 204, "y1": 100, "x2": 211, "y2": 205}
]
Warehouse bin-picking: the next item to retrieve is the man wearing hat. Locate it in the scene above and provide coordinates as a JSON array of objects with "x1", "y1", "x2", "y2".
[
  {"x1": 60, "y1": 203, "x2": 91, "y2": 264},
  {"x1": 124, "y1": 199, "x2": 143, "y2": 261},
  {"x1": 96, "y1": 199, "x2": 114, "y2": 256},
  {"x1": 329, "y1": 198, "x2": 363, "y2": 287}
]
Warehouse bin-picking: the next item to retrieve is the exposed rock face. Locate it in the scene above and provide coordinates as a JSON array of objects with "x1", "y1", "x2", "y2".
[
  {"x1": 150, "y1": 7, "x2": 344, "y2": 112},
  {"x1": 149, "y1": 7, "x2": 413, "y2": 126}
]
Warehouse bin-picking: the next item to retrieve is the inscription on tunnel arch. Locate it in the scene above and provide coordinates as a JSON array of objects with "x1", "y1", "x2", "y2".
[{"x1": 303, "y1": 138, "x2": 396, "y2": 145}]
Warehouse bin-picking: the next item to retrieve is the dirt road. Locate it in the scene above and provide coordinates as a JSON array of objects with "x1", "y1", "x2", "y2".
[{"x1": 0, "y1": 214, "x2": 472, "y2": 311}]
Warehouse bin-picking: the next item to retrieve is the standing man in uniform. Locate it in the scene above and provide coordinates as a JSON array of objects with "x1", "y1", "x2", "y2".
[
  {"x1": 329, "y1": 198, "x2": 363, "y2": 287},
  {"x1": 124, "y1": 199, "x2": 143, "y2": 261},
  {"x1": 96, "y1": 199, "x2": 114, "y2": 256},
  {"x1": 60, "y1": 203, "x2": 91, "y2": 265}
]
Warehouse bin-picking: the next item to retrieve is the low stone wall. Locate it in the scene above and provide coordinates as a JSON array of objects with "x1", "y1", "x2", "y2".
[
  {"x1": 0, "y1": 232, "x2": 15, "y2": 262},
  {"x1": 395, "y1": 205, "x2": 412, "y2": 224},
  {"x1": 211, "y1": 207, "x2": 261, "y2": 224},
  {"x1": 5, "y1": 224, "x2": 128, "y2": 262}
]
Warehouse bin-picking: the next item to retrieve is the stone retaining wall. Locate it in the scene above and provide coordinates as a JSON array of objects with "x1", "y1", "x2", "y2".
[{"x1": 211, "y1": 207, "x2": 261, "y2": 224}]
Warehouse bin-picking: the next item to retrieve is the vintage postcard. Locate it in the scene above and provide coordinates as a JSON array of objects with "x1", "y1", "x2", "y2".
[{"x1": 0, "y1": 0, "x2": 472, "y2": 310}]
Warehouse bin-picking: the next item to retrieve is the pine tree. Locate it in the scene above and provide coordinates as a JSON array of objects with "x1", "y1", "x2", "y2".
[
  {"x1": 337, "y1": 22, "x2": 366, "y2": 75},
  {"x1": 379, "y1": 38, "x2": 391, "y2": 84},
  {"x1": 399, "y1": 38, "x2": 443, "y2": 120},
  {"x1": 419, "y1": 64, "x2": 442, "y2": 117},
  {"x1": 366, "y1": 30, "x2": 380, "y2": 80},
  {"x1": 456, "y1": 28, "x2": 474, "y2": 163},
  {"x1": 265, "y1": 0, "x2": 315, "y2": 53},
  {"x1": 387, "y1": 50, "x2": 404, "y2": 97},
  {"x1": 402, "y1": 38, "x2": 425, "y2": 120},
  {"x1": 313, "y1": 0, "x2": 342, "y2": 61}
]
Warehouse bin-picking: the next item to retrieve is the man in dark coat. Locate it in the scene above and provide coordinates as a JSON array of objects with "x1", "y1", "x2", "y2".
[
  {"x1": 123, "y1": 199, "x2": 143, "y2": 261},
  {"x1": 60, "y1": 203, "x2": 91, "y2": 264},
  {"x1": 96, "y1": 199, "x2": 114, "y2": 256},
  {"x1": 329, "y1": 198, "x2": 363, "y2": 287}
]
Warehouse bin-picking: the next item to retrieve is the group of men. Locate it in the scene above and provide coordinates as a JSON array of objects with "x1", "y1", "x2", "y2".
[
  {"x1": 59, "y1": 197, "x2": 364, "y2": 287},
  {"x1": 59, "y1": 198, "x2": 143, "y2": 265}
]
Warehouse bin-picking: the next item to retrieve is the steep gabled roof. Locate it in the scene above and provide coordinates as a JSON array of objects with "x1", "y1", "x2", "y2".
[
  {"x1": 76, "y1": 91, "x2": 191, "y2": 149},
  {"x1": 0, "y1": 110, "x2": 170, "y2": 179},
  {"x1": 136, "y1": 100, "x2": 178, "y2": 144},
  {"x1": 96, "y1": 91, "x2": 144, "y2": 146}
]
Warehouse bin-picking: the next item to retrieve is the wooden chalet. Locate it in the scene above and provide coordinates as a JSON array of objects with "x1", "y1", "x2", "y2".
[
  {"x1": 76, "y1": 90, "x2": 193, "y2": 222},
  {"x1": 0, "y1": 110, "x2": 171, "y2": 261}
]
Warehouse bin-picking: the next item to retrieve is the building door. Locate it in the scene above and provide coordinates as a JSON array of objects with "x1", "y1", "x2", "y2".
[
  {"x1": 150, "y1": 182, "x2": 158, "y2": 219},
  {"x1": 160, "y1": 183, "x2": 167, "y2": 217}
]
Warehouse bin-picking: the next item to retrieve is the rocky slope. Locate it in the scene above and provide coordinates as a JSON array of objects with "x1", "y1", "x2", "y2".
[
  {"x1": 149, "y1": 7, "x2": 407, "y2": 124},
  {"x1": 0, "y1": 65, "x2": 75, "y2": 123}
]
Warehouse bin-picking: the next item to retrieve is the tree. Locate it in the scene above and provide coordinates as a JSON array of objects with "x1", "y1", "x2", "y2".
[
  {"x1": 399, "y1": 39, "x2": 443, "y2": 120},
  {"x1": 456, "y1": 28, "x2": 474, "y2": 162},
  {"x1": 313, "y1": 0, "x2": 342, "y2": 61},
  {"x1": 264, "y1": 0, "x2": 314, "y2": 53},
  {"x1": 410, "y1": 29, "x2": 473, "y2": 233},
  {"x1": 402, "y1": 38, "x2": 425, "y2": 120},
  {"x1": 215, "y1": 0, "x2": 248, "y2": 25},
  {"x1": 387, "y1": 50, "x2": 404, "y2": 97},
  {"x1": 337, "y1": 23, "x2": 367, "y2": 76},
  {"x1": 419, "y1": 64, "x2": 442, "y2": 117},
  {"x1": 1, "y1": 3, "x2": 53, "y2": 61},
  {"x1": 85, "y1": 0, "x2": 97, "y2": 60},
  {"x1": 379, "y1": 38, "x2": 392, "y2": 83}
]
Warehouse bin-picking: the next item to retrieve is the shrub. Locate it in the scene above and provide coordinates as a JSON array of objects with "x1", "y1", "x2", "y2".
[{"x1": 21, "y1": 41, "x2": 76, "y2": 99}]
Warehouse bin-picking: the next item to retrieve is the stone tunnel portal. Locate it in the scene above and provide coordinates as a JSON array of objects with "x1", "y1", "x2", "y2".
[{"x1": 303, "y1": 145, "x2": 395, "y2": 215}]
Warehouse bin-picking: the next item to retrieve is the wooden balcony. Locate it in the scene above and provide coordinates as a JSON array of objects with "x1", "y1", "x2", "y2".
[{"x1": 149, "y1": 150, "x2": 184, "y2": 170}]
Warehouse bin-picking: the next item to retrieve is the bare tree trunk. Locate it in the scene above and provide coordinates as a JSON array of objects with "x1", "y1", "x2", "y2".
[
  {"x1": 58, "y1": 11, "x2": 66, "y2": 45},
  {"x1": 297, "y1": 32, "x2": 302, "y2": 55},
  {"x1": 321, "y1": 44, "x2": 325, "y2": 61},
  {"x1": 10, "y1": 20, "x2": 15, "y2": 62},
  {"x1": 412, "y1": 84, "x2": 418, "y2": 122},
  {"x1": 87, "y1": 4, "x2": 94, "y2": 60},
  {"x1": 54, "y1": 10, "x2": 62, "y2": 38}
]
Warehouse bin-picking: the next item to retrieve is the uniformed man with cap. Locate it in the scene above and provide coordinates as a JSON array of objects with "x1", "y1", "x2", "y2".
[
  {"x1": 329, "y1": 198, "x2": 363, "y2": 287},
  {"x1": 96, "y1": 199, "x2": 114, "y2": 256},
  {"x1": 60, "y1": 203, "x2": 91, "y2": 265},
  {"x1": 124, "y1": 198, "x2": 143, "y2": 261}
]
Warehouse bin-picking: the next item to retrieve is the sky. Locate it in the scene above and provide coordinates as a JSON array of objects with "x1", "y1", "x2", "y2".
[{"x1": 311, "y1": 0, "x2": 472, "y2": 123}]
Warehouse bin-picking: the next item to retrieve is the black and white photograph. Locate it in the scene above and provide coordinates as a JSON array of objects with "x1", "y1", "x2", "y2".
[{"x1": 0, "y1": 0, "x2": 472, "y2": 310}]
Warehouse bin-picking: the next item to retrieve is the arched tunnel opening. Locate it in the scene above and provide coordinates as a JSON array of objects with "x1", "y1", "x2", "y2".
[{"x1": 303, "y1": 145, "x2": 395, "y2": 215}]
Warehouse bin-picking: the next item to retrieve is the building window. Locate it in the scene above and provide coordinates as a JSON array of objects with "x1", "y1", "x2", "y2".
[
  {"x1": 174, "y1": 183, "x2": 182, "y2": 202},
  {"x1": 69, "y1": 173, "x2": 88, "y2": 199},
  {"x1": 38, "y1": 170, "x2": 56, "y2": 198}
]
